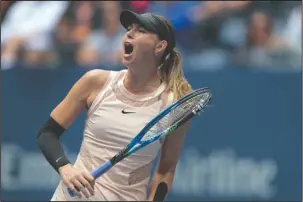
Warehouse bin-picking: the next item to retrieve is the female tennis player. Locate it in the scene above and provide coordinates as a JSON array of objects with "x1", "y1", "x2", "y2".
[{"x1": 37, "y1": 10, "x2": 192, "y2": 201}]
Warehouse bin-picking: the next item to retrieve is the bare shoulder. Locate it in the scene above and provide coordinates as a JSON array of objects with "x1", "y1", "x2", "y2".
[
  {"x1": 79, "y1": 69, "x2": 112, "y2": 95},
  {"x1": 82, "y1": 69, "x2": 113, "y2": 108},
  {"x1": 69, "y1": 69, "x2": 111, "y2": 102},
  {"x1": 81, "y1": 69, "x2": 111, "y2": 89}
]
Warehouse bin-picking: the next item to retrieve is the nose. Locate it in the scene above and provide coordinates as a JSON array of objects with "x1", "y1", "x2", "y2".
[{"x1": 126, "y1": 29, "x2": 134, "y2": 39}]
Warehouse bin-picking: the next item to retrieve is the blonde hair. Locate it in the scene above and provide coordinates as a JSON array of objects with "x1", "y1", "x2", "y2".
[
  {"x1": 156, "y1": 17, "x2": 192, "y2": 100},
  {"x1": 160, "y1": 50, "x2": 192, "y2": 100}
]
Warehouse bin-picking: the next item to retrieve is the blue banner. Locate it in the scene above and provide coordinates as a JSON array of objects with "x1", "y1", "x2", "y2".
[{"x1": 1, "y1": 68, "x2": 301, "y2": 201}]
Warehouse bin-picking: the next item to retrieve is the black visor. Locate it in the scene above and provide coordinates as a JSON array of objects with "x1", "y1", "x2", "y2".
[{"x1": 120, "y1": 10, "x2": 176, "y2": 53}]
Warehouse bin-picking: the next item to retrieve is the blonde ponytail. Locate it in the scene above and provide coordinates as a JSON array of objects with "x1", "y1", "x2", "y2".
[
  {"x1": 160, "y1": 50, "x2": 192, "y2": 100},
  {"x1": 155, "y1": 15, "x2": 192, "y2": 100}
]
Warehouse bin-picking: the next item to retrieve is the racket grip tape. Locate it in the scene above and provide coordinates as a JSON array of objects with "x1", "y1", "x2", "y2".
[
  {"x1": 91, "y1": 160, "x2": 112, "y2": 179},
  {"x1": 67, "y1": 160, "x2": 113, "y2": 197}
]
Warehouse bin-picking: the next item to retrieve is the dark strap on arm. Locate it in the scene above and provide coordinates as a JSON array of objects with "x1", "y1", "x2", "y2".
[
  {"x1": 37, "y1": 117, "x2": 71, "y2": 173},
  {"x1": 153, "y1": 182, "x2": 168, "y2": 201}
]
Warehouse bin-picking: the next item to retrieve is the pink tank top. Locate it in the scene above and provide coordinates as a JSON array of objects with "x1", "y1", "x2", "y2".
[{"x1": 51, "y1": 70, "x2": 174, "y2": 201}]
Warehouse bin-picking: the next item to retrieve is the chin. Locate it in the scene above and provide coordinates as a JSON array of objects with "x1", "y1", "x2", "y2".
[
  {"x1": 122, "y1": 54, "x2": 136, "y2": 67},
  {"x1": 122, "y1": 59, "x2": 132, "y2": 67}
]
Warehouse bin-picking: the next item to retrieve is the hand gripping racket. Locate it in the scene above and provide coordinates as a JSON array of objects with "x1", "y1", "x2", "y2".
[{"x1": 67, "y1": 87, "x2": 212, "y2": 197}]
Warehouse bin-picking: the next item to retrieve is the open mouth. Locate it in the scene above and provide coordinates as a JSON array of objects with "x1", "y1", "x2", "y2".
[{"x1": 124, "y1": 42, "x2": 134, "y2": 55}]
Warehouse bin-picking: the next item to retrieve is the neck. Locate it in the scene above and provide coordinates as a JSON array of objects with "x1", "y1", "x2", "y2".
[{"x1": 124, "y1": 64, "x2": 162, "y2": 94}]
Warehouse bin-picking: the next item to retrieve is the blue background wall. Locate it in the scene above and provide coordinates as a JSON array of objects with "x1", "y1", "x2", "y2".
[{"x1": 1, "y1": 67, "x2": 302, "y2": 201}]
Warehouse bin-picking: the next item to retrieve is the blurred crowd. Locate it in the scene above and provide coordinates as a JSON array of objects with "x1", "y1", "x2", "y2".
[{"x1": 1, "y1": 1, "x2": 301, "y2": 71}]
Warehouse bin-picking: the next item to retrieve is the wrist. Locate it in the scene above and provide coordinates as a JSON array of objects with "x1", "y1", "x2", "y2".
[
  {"x1": 54, "y1": 155, "x2": 71, "y2": 172},
  {"x1": 58, "y1": 163, "x2": 72, "y2": 174}
]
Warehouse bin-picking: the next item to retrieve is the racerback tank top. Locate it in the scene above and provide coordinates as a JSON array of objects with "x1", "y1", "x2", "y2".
[{"x1": 51, "y1": 69, "x2": 174, "y2": 201}]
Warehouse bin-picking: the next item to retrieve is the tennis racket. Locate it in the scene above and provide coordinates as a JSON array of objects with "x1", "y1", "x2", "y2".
[{"x1": 67, "y1": 87, "x2": 212, "y2": 197}]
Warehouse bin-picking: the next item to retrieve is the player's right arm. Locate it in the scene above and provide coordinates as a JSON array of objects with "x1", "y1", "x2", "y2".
[{"x1": 37, "y1": 69, "x2": 109, "y2": 199}]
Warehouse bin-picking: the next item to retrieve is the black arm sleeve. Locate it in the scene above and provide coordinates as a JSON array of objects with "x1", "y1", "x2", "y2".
[{"x1": 37, "y1": 117, "x2": 71, "y2": 173}]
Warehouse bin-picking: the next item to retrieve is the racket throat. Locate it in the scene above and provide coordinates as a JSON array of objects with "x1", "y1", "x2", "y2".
[{"x1": 110, "y1": 146, "x2": 129, "y2": 165}]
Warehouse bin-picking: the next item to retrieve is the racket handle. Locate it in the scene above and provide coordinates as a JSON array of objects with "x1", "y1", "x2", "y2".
[
  {"x1": 67, "y1": 160, "x2": 113, "y2": 197},
  {"x1": 91, "y1": 160, "x2": 113, "y2": 179}
]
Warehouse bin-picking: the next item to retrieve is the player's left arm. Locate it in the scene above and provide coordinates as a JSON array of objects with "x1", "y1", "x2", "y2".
[{"x1": 148, "y1": 121, "x2": 191, "y2": 201}]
